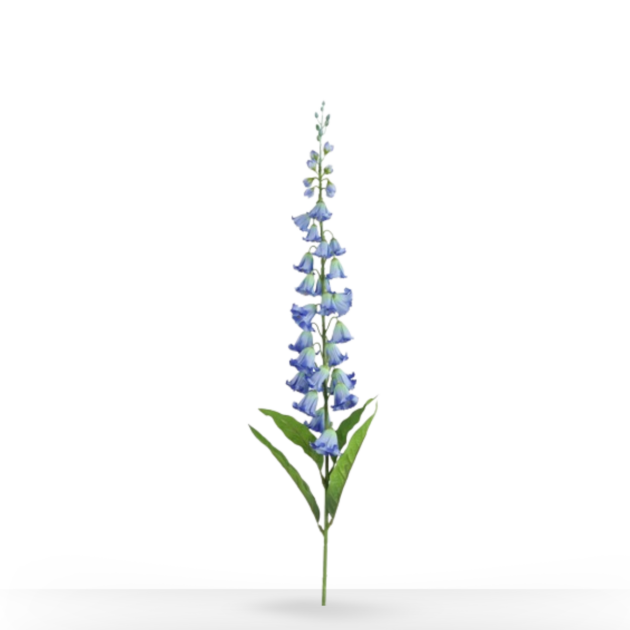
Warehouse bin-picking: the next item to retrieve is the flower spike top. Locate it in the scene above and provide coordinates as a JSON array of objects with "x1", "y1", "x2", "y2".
[{"x1": 287, "y1": 101, "x2": 358, "y2": 439}]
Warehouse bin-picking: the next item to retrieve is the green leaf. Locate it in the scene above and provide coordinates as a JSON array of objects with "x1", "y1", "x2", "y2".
[
  {"x1": 336, "y1": 397, "x2": 377, "y2": 451},
  {"x1": 326, "y1": 402, "x2": 378, "y2": 520},
  {"x1": 258, "y1": 408, "x2": 323, "y2": 470},
  {"x1": 249, "y1": 425, "x2": 320, "y2": 523}
]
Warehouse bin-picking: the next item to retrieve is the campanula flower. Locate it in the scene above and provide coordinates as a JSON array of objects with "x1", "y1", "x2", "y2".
[
  {"x1": 320, "y1": 292, "x2": 335, "y2": 316},
  {"x1": 289, "y1": 330, "x2": 313, "y2": 353},
  {"x1": 325, "y1": 182, "x2": 336, "y2": 198},
  {"x1": 331, "y1": 382, "x2": 359, "y2": 411},
  {"x1": 292, "y1": 213, "x2": 311, "y2": 232},
  {"x1": 329, "y1": 238, "x2": 346, "y2": 256},
  {"x1": 314, "y1": 240, "x2": 332, "y2": 258},
  {"x1": 294, "y1": 252, "x2": 314, "y2": 274},
  {"x1": 331, "y1": 368, "x2": 357, "y2": 391},
  {"x1": 324, "y1": 142, "x2": 334, "y2": 154},
  {"x1": 326, "y1": 257, "x2": 346, "y2": 279},
  {"x1": 286, "y1": 370, "x2": 311, "y2": 394},
  {"x1": 296, "y1": 272, "x2": 316, "y2": 296},
  {"x1": 314, "y1": 274, "x2": 331, "y2": 296},
  {"x1": 325, "y1": 342, "x2": 348, "y2": 367},
  {"x1": 331, "y1": 288, "x2": 352, "y2": 315},
  {"x1": 290, "y1": 346, "x2": 317, "y2": 373},
  {"x1": 308, "y1": 201, "x2": 332, "y2": 222},
  {"x1": 291, "y1": 304, "x2": 318, "y2": 331},
  {"x1": 293, "y1": 390, "x2": 319, "y2": 417},
  {"x1": 324, "y1": 165, "x2": 333, "y2": 174},
  {"x1": 303, "y1": 177, "x2": 315, "y2": 187},
  {"x1": 310, "y1": 150, "x2": 319, "y2": 162},
  {"x1": 306, "y1": 159, "x2": 317, "y2": 170},
  {"x1": 304, "y1": 408, "x2": 326, "y2": 433},
  {"x1": 304, "y1": 188, "x2": 315, "y2": 198},
  {"x1": 303, "y1": 224, "x2": 321, "y2": 242},
  {"x1": 310, "y1": 428, "x2": 340, "y2": 456},
  {"x1": 307, "y1": 365, "x2": 330, "y2": 392},
  {"x1": 331, "y1": 319, "x2": 353, "y2": 344}
]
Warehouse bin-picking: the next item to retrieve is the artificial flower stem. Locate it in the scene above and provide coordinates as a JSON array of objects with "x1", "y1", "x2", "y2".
[{"x1": 322, "y1": 454, "x2": 330, "y2": 606}]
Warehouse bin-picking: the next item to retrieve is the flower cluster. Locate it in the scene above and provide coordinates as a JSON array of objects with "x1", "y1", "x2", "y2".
[{"x1": 288, "y1": 102, "x2": 358, "y2": 457}]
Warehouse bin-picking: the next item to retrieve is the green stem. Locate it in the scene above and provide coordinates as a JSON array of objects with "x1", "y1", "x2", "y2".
[{"x1": 322, "y1": 454, "x2": 329, "y2": 606}]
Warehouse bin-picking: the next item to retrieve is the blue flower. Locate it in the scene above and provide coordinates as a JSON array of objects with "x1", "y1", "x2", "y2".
[
  {"x1": 303, "y1": 177, "x2": 315, "y2": 187},
  {"x1": 320, "y1": 292, "x2": 335, "y2": 316},
  {"x1": 314, "y1": 274, "x2": 331, "y2": 296},
  {"x1": 308, "y1": 201, "x2": 332, "y2": 222},
  {"x1": 304, "y1": 187, "x2": 315, "y2": 198},
  {"x1": 292, "y1": 213, "x2": 311, "y2": 232},
  {"x1": 294, "y1": 252, "x2": 314, "y2": 274},
  {"x1": 325, "y1": 182, "x2": 336, "y2": 198},
  {"x1": 290, "y1": 346, "x2": 317, "y2": 373},
  {"x1": 329, "y1": 238, "x2": 346, "y2": 256},
  {"x1": 324, "y1": 142, "x2": 334, "y2": 154},
  {"x1": 331, "y1": 382, "x2": 359, "y2": 411},
  {"x1": 331, "y1": 288, "x2": 352, "y2": 316},
  {"x1": 293, "y1": 390, "x2": 319, "y2": 417},
  {"x1": 306, "y1": 159, "x2": 317, "y2": 170},
  {"x1": 331, "y1": 319, "x2": 353, "y2": 343},
  {"x1": 307, "y1": 365, "x2": 330, "y2": 392},
  {"x1": 289, "y1": 330, "x2": 313, "y2": 352},
  {"x1": 304, "y1": 408, "x2": 326, "y2": 433},
  {"x1": 324, "y1": 165, "x2": 333, "y2": 174},
  {"x1": 310, "y1": 428, "x2": 340, "y2": 456},
  {"x1": 314, "y1": 240, "x2": 332, "y2": 258},
  {"x1": 326, "y1": 257, "x2": 347, "y2": 279},
  {"x1": 331, "y1": 368, "x2": 356, "y2": 391},
  {"x1": 303, "y1": 224, "x2": 321, "y2": 242},
  {"x1": 296, "y1": 272, "x2": 316, "y2": 296},
  {"x1": 286, "y1": 370, "x2": 311, "y2": 394},
  {"x1": 310, "y1": 150, "x2": 320, "y2": 161},
  {"x1": 325, "y1": 342, "x2": 348, "y2": 366},
  {"x1": 291, "y1": 303, "x2": 318, "y2": 331}
]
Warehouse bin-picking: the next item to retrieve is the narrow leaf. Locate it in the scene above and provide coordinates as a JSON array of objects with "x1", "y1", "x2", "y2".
[
  {"x1": 259, "y1": 408, "x2": 324, "y2": 470},
  {"x1": 326, "y1": 402, "x2": 378, "y2": 520},
  {"x1": 336, "y1": 396, "x2": 377, "y2": 451},
  {"x1": 249, "y1": 425, "x2": 320, "y2": 523}
]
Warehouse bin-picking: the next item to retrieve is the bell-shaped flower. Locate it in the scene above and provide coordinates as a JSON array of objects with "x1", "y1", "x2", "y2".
[
  {"x1": 331, "y1": 288, "x2": 352, "y2": 316},
  {"x1": 289, "y1": 346, "x2": 317, "y2": 374},
  {"x1": 325, "y1": 182, "x2": 336, "y2": 198},
  {"x1": 314, "y1": 274, "x2": 331, "y2": 296},
  {"x1": 320, "y1": 291, "x2": 336, "y2": 316},
  {"x1": 286, "y1": 370, "x2": 311, "y2": 394},
  {"x1": 310, "y1": 428, "x2": 340, "y2": 456},
  {"x1": 303, "y1": 224, "x2": 321, "y2": 242},
  {"x1": 291, "y1": 303, "x2": 318, "y2": 331},
  {"x1": 331, "y1": 368, "x2": 357, "y2": 391},
  {"x1": 307, "y1": 365, "x2": 330, "y2": 392},
  {"x1": 307, "y1": 204, "x2": 335, "y2": 222},
  {"x1": 331, "y1": 382, "x2": 359, "y2": 411},
  {"x1": 293, "y1": 390, "x2": 319, "y2": 417},
  {"x1": 331, "y1": 319, "x2": 353, "y2": 344},
  {"x1": 325, "y1": 342, "x2": 348, "y2": 367},
  {"x1": 292, "y1": 213, "x2": 311, "y2": 232},
  {"x1": 306, "y1": 159, "x2": 317, "y2": 171},
  {"x1": 304, "y1": 187, "x2": 315, "y2": 198},
  {"x1": 326, "y1": 257, "x2": 347, "y2": 279},
  {"x1": 329, "y1": 238, "x2": 346, "y2": 256},
  {"x1": 304, "y1": 408, "x2": 326, "y2": 433},
  {"x1": 293, "y1": 252, "x2": 314, "y2": 274},
  {"x1": 324, "y1": 141, "x2": 334, "y2": 155},
  {"x1": 314, "y1": 240, "x2": 332, "y2": 258},
  {"x1": 324, "y1": 165, "x2": 333, "y2": 174},
  {"x1": 288, "y1": 330, "x2": 313, "y2": 353},
  {"x1": 303, "y1": 177, "x2": 315, "y2": 188},
  {"x1": 310, "y1": 150, "x2": 320, "y2": 162},
  {"x1": 296, "y1": 272, "x2": 317, "y2": 296}
]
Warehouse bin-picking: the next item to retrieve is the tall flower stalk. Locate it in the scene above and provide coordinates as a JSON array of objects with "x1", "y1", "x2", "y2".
[{"x1": 250, "y1": 101, "x2": 378, "y2": 606}]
